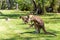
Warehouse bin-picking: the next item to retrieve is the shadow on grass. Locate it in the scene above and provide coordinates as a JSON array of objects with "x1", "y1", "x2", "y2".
[
  {"x1": 0, "y1": 12, "x2": 29, "y2": 19},
  {"x1": 44, "y1": 13, "x2": 56, "y2": 16},
  {"x1": 3, "y1": 37, "x2": 37, "y2": 40},
  {"x1": 20, "y1": 31, "x2": 37, "y2": 34},
  {"x1": 21, "y1": 31, "x2": 56, "y2": 35},
  {"x1": 43, "y1": 18, "x2": 60, "y2": 24},
  {"x1": 49, "y1": 17, "x2": 60, "y2": 19},
  {"x1": 1, "y1": 30, "x2": 58, "y2": 40},
  {"x1": 18, "y1": 23, "x2": 27, "y2": 25},
  {"x1": 2, "y1": 34, "x2": 37, "y2": 40}
]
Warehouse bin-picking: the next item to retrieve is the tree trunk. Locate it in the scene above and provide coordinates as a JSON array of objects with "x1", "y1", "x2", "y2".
[
  {"x1": 0, "y1": 0, "x2": 2, "y2": 9},
  {"x1": 58, "y1": 5, "x2": 60, "y2": 13},
  {"x1": 31, "y1": 0, "x2": 43, "y2": 15},
  {"x1": 6, "y1": 0, "x2": 11, "y2": 9},
  {"x1": 47, "y1": 0, "x2": 57, "y2": 13},
  {"x1": 1, "y1": 1, "x2": 5, "y2": 9},
  {"x1": 35, "y1": 1, "x2": 42, "y2": 15},
  {"x1": 31, "y1": 0, "x2": 37, "y2": 14},
  {"x1": 16, "y1": 3, "x2": 19, "y2": 10},
  {"x1": 42, "y1": 0, "x2": 46, "y2": 14}
]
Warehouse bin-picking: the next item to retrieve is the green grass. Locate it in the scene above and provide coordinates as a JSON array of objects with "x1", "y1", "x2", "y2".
[{"x1": 0, "y1": 10, "x2": 60, "y2": 40}]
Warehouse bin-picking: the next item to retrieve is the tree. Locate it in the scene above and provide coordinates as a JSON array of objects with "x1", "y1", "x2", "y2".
[
  {"x1": 6, "y1": 0, "x2": 15, "y2": 9},
  {"x1": 58, "y1": 5, "x2": 60, "y2": 13},
  {"x1": 0, "y1": 0, "x2": 2, "y2": 9},
  {"x1": 46, "y1": 0, "x2": 57, "y2": 13},
  {"x1": 1, "y1": 1, "x2": 6, "y2": 9},
  {"x1": 31, "y1": 0, "x2": 37, "y2": 14},
  {"x1": 57, "y1": 0, "x2": 60, "y2": 13},
  {"x1": 41, "y1": 0, "x2": 46, "y2": 14},
  {"x1": 31, "y1": 0, "x2": 45, "y2": 15},
  {"x1": 17, "y1": 0, "x2": 32, "y2": 11},
  {"x1": 0, "y1": 0, "x2": 6, "y2": 9}
]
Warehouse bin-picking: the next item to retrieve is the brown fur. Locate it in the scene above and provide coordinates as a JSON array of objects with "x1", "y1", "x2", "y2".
[
  {"x1": 19, "y1": 16, "x2": 29, "y2": 24},
  {"x1": 28, "y1": 15, "x2": 56, "y2": 36},
  {"x1": 19, "y1": 15, "x2": 56, "y2": 36}
]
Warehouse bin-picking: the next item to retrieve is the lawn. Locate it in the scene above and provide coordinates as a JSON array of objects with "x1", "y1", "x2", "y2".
[{"x1": 0, "y1": 10, "x2": 60, "y2": 40}]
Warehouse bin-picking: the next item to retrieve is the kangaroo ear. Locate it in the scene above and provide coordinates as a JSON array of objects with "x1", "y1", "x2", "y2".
[
  {"x1": 27, "y1": 15, "x2": 29, "y2": 18},
  {"x1": 19, "y1": 16, "x2": 21, "y2": 18}
]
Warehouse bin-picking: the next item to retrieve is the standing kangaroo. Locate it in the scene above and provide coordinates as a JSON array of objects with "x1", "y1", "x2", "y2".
[
  {"x1": 19, "y1": 16, "x2": 29, "y2": 24},
  {"x1": 27, "y1": 15, "x2": 56, "y2": 36}
]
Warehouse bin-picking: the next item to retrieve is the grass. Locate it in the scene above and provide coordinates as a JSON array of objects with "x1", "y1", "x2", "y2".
[{"x1": 0, "y1": 10, "x2": 60, "y2": 40}]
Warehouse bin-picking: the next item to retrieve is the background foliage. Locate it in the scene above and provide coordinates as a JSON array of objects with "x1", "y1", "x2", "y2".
[{"x1": 0, "y1": 0, "x2": 60, "y2": 13}]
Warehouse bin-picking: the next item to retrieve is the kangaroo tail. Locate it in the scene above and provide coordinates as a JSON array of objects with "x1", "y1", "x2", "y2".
[{"x1": 45, "y1": 32, "x2": 56, "y2": 36}]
